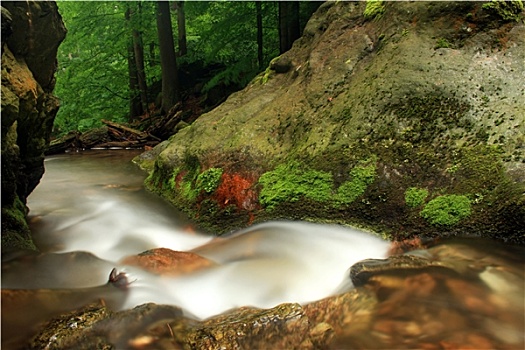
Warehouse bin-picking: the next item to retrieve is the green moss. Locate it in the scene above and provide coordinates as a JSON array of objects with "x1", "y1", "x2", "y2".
[
  {"x1": 167, "y1": 166, "x2": 224, "y2": 201},
  {"x1": 405, "y1": 187, "x2": 429, "y2": 208},
  {"x1": 258, "y1": 157, "x2": 378, "y2": 209},
  {"x1": 167, "y1": 167, "x2": 180, "y2": 190},
  {"x1": 336, "y1": 159, "x2": 377, "y2": 205},
  {"x1": 180, "y1": 180, "x2": 198, "y2": 201},
  {"x1": 258, "y1": 161, "x2": 333, "y2": 209},
  {"x1": 1, "y1": 197, "x2": 37, "y2": 252},
  {"x1": 420, "y1": 195, "x2": 471, "y2": 226},
  {"x1": 364, "y1": 0, "x2": 385, "y2": 21},
  {"x1": 435, "y1": 38, "x2": 452, "y2": 49},
  {"x1": 387, "y1": 95, "x2": 471, "y2": 145},
  {"x1": 255, "y1": 56, "x2": 279, "y2": 85},
  {"x1": 482, "y1": 0, "x2": 524, "y2": 22},
  {"x1": 196, "y1": 168, "x2": 223, "y2": 194}
]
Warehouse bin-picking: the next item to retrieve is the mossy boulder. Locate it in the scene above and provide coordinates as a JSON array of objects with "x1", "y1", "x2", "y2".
[{"x1": 139, "y1": 1, "x2": 525, "y2": 243}]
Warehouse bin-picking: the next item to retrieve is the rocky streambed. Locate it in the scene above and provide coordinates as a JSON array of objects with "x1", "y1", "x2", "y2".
[{"x1": 14, "y1": 238, "x2": 524, "y2": 350}]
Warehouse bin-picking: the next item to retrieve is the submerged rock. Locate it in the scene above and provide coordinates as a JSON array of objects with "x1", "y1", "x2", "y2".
[
  {"x1": 2, "y1": 268, "x2": 128, "y2": 349},
  {"x1": 121, "y1": 248, "x2": 216, "y2": 276}
]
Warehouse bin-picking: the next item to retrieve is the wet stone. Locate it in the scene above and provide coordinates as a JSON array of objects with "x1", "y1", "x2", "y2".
[
  {"x1": 120, "y1": 248, "x2": 216, "y2": 276},
  {"x1": 349, "y1": 254, "x2": 450, "y2": 287}
]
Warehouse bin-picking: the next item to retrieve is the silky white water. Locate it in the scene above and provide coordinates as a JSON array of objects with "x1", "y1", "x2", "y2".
[
  {"x1": 4, "y1": 150, "x2": 524, "y2": 350},
  {"x1": 7, "y1": 150, "x2": 390, "y2": 320}
]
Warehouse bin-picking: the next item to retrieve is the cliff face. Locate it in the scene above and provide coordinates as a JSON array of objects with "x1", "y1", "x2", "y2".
[
  {"x1": 1, "y1": 1, "x2": 66, "y2": 252},
  {"x1": 140, "y1": 1, "x2": 525, "y2": 242}
]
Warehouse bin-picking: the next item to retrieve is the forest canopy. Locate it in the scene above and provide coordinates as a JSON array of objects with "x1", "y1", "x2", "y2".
[{"x1": 54, "y1": 1, "x2": 322, "y2": 136}]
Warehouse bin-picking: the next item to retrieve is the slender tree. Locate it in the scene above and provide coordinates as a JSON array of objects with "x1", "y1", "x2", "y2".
[
  {"x1": 156, "y1": 0, "x2": 179, "y2": 113},
  {"x1": 126, "y1": 7, "x2": 143, "y2": 120},
  {"x1": 132, "y1": 3, "x2": 148, "y2": 113},
  {"x1": 175, "y1": 1, "x2": 187, "y2": 56},
  {"x1": 256, "y1": 1, "x2": 263, "y2": 70},
  {"x1": 148, "y1": 41, "x2": 156, "y2": 67}
]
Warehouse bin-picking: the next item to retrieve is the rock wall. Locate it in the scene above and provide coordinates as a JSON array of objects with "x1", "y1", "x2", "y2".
[
  {"x1": 139, "y1": 1, "x2": 524, "y2": 243},
  {"x1": 1, "y1": 1, "x2": 66, "y2": 252}
]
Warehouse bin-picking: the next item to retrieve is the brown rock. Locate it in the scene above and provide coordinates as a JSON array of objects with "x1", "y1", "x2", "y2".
[
  {"x1": 120, "y1": 248, "x2": 216, "y2": 276},
  {"x1": 445, "y1": 278, "x2": 495, "y2": 316}
]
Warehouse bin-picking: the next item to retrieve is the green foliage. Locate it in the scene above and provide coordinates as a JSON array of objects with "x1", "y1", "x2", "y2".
[
  {"x1": 482, "y1": 0, "x2": 524, "y2": 22},
  {"x1": 196, "y1": 168, "x2": 223, "y2": 193},
  {"x1": 187, "y1": 1, "x2": 281, "y2": 93},
  {"x1": 258, "y1": 161, "x2": 334, "y2": 209},
  {"x1": 404, "y1": 187, "x2": 429, "y2": 208},
  {"x1": 54, "y1": 1, "x2": 320, "y2": 134},
  {"x1": 435, "y1": 38, "x2": 452, "y2": 49},
  {"x1": 364, "y1": 0, "x2": 385, "y2": 21},
  {"x1": 420, "y1": 195, "x2": 471, "y2": 226},
  {"x1": 54, "y1": 1, "x2": 144, "y2": 135},
  {"x1": 336, "y1": 160, "x2": 377, "y2": 205}
]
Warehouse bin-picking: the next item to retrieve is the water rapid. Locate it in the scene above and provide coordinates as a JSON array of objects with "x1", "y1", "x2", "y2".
[
  {"x1": 5, "y1": 150, "x2": 390, "y2": 320},
  {"x1": 3, "y1": 150, "x2": 524, "y2": 350}
]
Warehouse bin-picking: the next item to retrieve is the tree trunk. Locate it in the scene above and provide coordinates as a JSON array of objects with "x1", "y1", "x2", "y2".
[
  {"x1": 278, "y1": 2, "x2": 300, "y2": 54},
  {"x1": 176, "y1": 1, "x2": 187, "y2": 56},
  {"x1": 132, "y1": 3, "x2": 148, "y2": 113},
  {"x1": 133, "y1": 29, "x2": 148, "y2": 112},
  {"x1": 125, "y1": 7, "x2": 143, "y2": 120},
  {"x1": 256, "y1": 1, "x2": 263, "y2": 70},
  {"x1": 156, "y1": 0, "x2": 179, "y2": 114},
  {"x1": 148, "y1": 41, "x2": 156, "y2": 67}
]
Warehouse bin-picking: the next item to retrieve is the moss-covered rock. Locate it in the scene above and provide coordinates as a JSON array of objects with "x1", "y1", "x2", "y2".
[
  {"x1": 420, "y1": 195, "x2": 472, "y2": 226},
  {"x1": 143, "y1": 1, "x2": 525, "y2": 243},
  {"x1": 258, "y1": 161, "x2": 333, "y2": 209},
  {"x1": 1, "y1": 2, "x2": 66, "y2": 253},
  {"x1": 405, "y1": 188, "x2": 429, "y2": 208},
  {"x1": 482, "y1": 0, "x2": 524, "y2": 22}
]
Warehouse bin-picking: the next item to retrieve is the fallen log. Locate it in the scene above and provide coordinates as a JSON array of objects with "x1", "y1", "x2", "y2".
[
  {"x1": 79, "y1": 127, "x2": 111, "y2": 148},
  {"x1": 101, "y1": 119, "x2": 148, "y2": 140},
  {"x1": 92, "y1": 140, "x2": 139, "y2": 148},
  {"x1": 46, "y1": 131, "x2": 81, "y2": 155},
  {"x1": 92, "y1": 140, "x2": 159, "y2": 149}
]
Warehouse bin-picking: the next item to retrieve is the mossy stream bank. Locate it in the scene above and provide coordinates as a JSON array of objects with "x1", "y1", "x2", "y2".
[{"x1": 136, "y1": 1, "x2": 524, "y2": 244}]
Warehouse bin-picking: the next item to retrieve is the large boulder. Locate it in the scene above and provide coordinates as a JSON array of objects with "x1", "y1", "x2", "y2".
[
  {"x1": 1, "y1": 1, "x2": 66, "y2": 252},
  {"x1": 139, "y1": 1, "x2": 525, "y2": 243}
]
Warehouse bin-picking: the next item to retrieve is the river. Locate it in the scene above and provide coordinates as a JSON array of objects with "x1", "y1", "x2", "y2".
[{"x1": 2, "y1": 150, "x2": 524, "y2": 349}]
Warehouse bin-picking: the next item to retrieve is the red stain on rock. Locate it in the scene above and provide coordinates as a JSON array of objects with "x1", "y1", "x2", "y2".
[
  {"x1": 174, "y1": 170, "x2": 187, "y2": 189},
  {"x1": 120, "y1": 248, "x2": 215, "y2": 276},
  {"x1": 214, "y1": 173, "x2": 259, "y2": 211},
  {"x1": 388, "y1": 237, "x2": 426, "y2": 255}
]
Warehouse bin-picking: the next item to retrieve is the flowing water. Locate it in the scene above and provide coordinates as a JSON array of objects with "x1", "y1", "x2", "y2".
[
  {"x1": 1, "y1": 151, "x2": 389, "y2": 337},
  {"x1": 2, "y1": 150, "x2": 524, "y2": 349}
]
